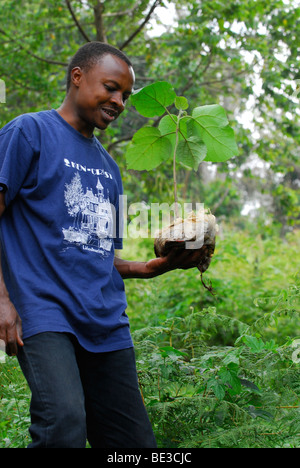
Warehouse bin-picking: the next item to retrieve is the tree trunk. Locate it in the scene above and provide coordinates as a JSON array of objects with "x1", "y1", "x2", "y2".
[{"x1": 93, "y1": 0, "x2": 107, "y2": 43}]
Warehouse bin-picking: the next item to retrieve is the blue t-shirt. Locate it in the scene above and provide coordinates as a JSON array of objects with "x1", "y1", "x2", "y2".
[{"x1": 0, "y1": 109, "x2": 133, "y2": 352}]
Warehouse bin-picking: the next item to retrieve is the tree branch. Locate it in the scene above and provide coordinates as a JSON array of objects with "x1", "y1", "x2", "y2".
[
  {"x1": 180, "y1": 50, "x2": 214, "y2": 95},
  {"x1": 65, "y1": 0, "x2": 92, "y2": 42},
  {"x1": 102, "y1": 3, "x2": 140, "y2": 18},
  {"x1": 198, "y1": 61, "x2": 257, "y2": 88},
  {"x1": 22, "y1": 49, "x2": 68, "y2": 67},
  {"x1": 0, "y1": 68, "x2": 39, "y2": 92},
  {"x1": 211, "y1": 187, "x2": 230, "y2": 213},
  {"x1": 107, "y1": 134, "x2": 134, "y2": 153},
  {"x1": 0, "y1": 28, "x2": 67, "y2": 66},
  {"x1": 93, "y1": 0, "x2": 107, "y2": 42},
  {"x1": 119, "y1": 0, "x2": 162, "y2": 50}
]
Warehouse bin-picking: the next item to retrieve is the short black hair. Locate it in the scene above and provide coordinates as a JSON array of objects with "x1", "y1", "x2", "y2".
[{"x1": 66, "y1": 42, "x2": 133, "y2": 91}]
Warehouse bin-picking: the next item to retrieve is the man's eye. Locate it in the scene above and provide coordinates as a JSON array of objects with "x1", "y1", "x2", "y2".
[{"x1": 104, "y1": 85, "x2": 115, "y2": 92}]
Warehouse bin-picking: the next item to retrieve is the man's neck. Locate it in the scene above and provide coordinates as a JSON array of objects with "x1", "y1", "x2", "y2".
[{"x1": 56, "y1": 98, "x2": 94, "y2": 139}]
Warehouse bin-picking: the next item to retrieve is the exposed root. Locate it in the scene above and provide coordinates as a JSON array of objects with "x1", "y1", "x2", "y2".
[
  {"x1": 154, "y1": 210, "x2": 218, "y2": 296},
  {"x1": 200, "y1": 270, "x2": 216, "y2": 296}
]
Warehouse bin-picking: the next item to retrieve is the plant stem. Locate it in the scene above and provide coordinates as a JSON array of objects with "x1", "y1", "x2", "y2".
[{"x1": 173, "y1": 110, "x2": 182, "y2": 218}]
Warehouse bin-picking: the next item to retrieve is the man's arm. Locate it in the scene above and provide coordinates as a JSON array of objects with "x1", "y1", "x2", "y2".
[
  {"x1": 114, "y1": 247, "x2": 204, "y2": 279},
  {"x1": 0, "y1": 192, "x2": 23, "y2": 356}
]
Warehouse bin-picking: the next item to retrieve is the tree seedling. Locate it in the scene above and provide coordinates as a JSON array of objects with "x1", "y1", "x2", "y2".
[{"x1": 125, "y1": 81, "x2": 239, "y2": 292}]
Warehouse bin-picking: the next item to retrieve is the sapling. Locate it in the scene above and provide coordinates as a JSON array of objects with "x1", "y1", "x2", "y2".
[{"x1": 125, "y1": 81, "x2": 238, "y2": 292}]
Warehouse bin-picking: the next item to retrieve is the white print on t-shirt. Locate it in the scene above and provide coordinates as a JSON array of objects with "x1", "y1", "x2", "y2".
[
  {"x1": 62, "y1": 171, "x2": 115, "y2": 256},
  {"x1": 64, "y1": 158, "x2": 113, "y2": 179}
]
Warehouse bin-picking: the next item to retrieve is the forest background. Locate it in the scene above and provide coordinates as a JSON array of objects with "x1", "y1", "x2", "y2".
[{"x1": 0, "y1": 0, "x2": 299, "y2": 448}]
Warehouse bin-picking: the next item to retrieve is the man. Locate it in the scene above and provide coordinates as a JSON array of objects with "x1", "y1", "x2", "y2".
[{"x1": 0, "y1": 42, "x2": 204, "y2": 448}]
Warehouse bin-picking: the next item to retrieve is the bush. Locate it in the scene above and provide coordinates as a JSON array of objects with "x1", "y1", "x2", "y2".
[
  {"x1": 133, "y1": 300, "x2": 300, "y2": 448},
  {"x1": 0, "y1": 359, "x2": 30, "y2": 448},
  {"x1": 126, "y1": 228, "x2": 300, "y2": 448}
]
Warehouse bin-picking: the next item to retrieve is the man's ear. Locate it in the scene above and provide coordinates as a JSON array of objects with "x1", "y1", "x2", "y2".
[{"x1": 71, "y1": 67, "x2": 84, "y2": 88}]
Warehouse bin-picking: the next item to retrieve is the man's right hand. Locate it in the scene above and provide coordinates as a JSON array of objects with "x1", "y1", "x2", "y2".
[{"x1": 0, "y1": 296, "x2": 23, "y2": 356}]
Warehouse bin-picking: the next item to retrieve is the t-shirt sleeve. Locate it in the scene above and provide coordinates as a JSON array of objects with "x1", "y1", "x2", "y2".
[{"x1": 0, "y1": 126, "x2": 35, "y2": 206}]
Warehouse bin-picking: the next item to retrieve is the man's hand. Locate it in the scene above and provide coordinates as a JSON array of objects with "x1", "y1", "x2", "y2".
[
  {"x1": 0, "y1": 193, "x2": 23, "y2": 355},
  {"x1": 0, "y1": 296, "x2": 23, "y2": 356},
  {"x1": 145, "y1": 247, "x2": 205, "y2": 278},
  {"x1": 114, "y1": 246, "x2": 205, "y2": 279}
]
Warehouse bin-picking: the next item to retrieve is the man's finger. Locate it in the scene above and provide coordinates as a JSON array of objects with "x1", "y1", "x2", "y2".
[
  {"x1": 5, "y1": 341, "x2": 18, "y2": 356},
  {"x1": 16, "y1": 319, "x2": 24, "y2": 347},
  {"x1": 5, "y1": 328, "x2": 19, "y2": 356},
  {"x1": 177, "y1": 248, "x2": 204, "y2": 269}
]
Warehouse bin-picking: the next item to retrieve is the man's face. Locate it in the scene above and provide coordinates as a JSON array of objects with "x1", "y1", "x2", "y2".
[{"x1": 72, "y1": 54, "x2": 135, "y2": 131}]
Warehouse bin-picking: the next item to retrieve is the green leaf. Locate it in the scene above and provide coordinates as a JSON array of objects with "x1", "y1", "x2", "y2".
[
  {"x1": 242, "y1": 336, "x2": 266, "y2": 353},
  {"x1": 218, "y1": 364, "x2": 242, "y2": 395},
  {"x1": 176, "y1": 136, "x2": 207, "y2": 170},
  {"x1": 194, "y1": 104, "x2": 230, "y2": 127},
  {"x1": 158, "y1": 114, "x2": 178, "y2": 140},
  {"x1": 207, "y1": 377, "x2": 226, "y2": 400},
  {"x1": 125, "y1": 127, "x2": 172, "y2": 171},
  {"x1": 175, "y1": 96, "x2": 189, "y2": 110},
  {"x1": 242, "y1": 335, "x2": 278, "y2": 353},
  {"x1": 158, "y1": 115, "x2": 206, "y2": 170},
  {"x1": 158, "y1": 114, "x2": 188, "y2": 148},
  {"x1": 159, "y1": 346, "x2": 188, "y2": 358},
  {"x1": 131, "y1": 81, "x2": 176, "y2": 117},
  {"x1": 247, "y1": 406, "x2": 274, "y2": 421},
  {"x1": 240, "y1": 379, "x2": 260, "y2": 393},
  {"x1": 190, "y1": 105, "x2": 239, "y2": 162}
]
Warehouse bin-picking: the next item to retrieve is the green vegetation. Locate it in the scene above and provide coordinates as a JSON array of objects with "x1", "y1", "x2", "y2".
[{"x1": 124, "y1": 229, "x2": 300, "y2": 448}]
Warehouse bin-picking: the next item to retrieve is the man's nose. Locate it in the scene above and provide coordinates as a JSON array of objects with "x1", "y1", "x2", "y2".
[{"x1": 110, "y1": 92, "x2": 125, "y2": 112}]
